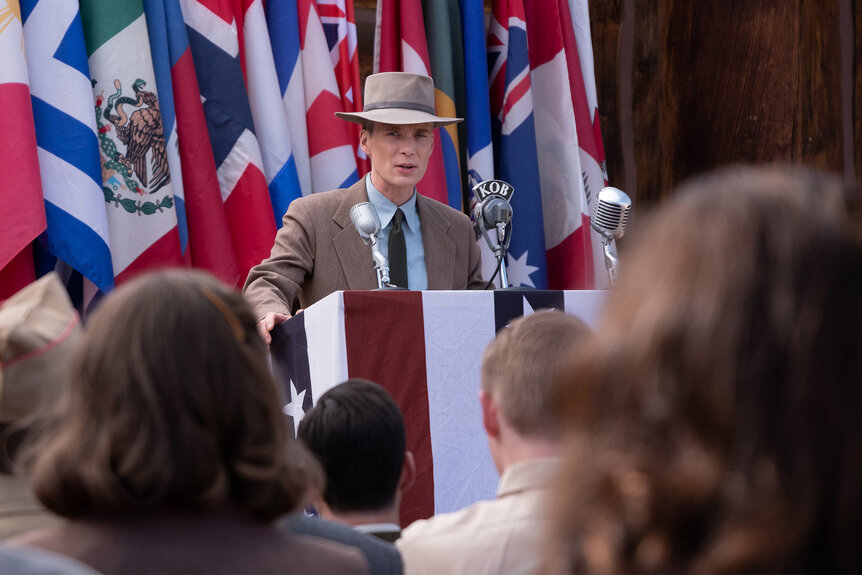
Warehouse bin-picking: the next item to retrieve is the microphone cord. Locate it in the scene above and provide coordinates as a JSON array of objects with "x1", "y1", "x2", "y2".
[{"x1": 483, "y1": 254, "x2": 504, "y2": 290}]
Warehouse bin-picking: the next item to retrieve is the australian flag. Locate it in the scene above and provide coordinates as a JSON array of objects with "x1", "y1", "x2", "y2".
[{"x1": 488, "y1": 0, "x2": 547, "y2": 289}]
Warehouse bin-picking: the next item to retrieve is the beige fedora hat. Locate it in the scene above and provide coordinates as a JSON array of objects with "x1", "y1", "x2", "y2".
[{"x1": 335, "y1": 72, "x2": 462, "y2": 128}]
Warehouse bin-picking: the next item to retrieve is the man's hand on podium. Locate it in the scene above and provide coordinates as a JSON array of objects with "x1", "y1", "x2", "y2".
[{"x1": 257, "y1": 311, "x2": 290, "y2": 348}]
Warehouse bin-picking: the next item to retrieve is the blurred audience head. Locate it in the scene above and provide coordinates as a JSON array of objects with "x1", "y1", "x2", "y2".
[
  {"x1": 481, "y1": 311, "x2": 591, "y2": 472},
  {"x1": 549, "y1": 165, "x2": 862, "y2": 573},
  {"x1": 25, "y1": 269, "x2": 309, "y2": 523},
  {"x1": 298, "y1": 378, "x2": 412, "y2": 521},
  {"x1": 0, "y1": 273, "x2": 82, "y2": 473}
]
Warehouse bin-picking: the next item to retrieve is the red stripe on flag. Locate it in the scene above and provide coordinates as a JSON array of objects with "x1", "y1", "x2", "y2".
[
  {"x1": 172, "y1": 49, "x2": 241, "y2": 286},
  {"x1": 557, "y1": 0, "x2": 599, "y2": 162},
  {"x1": 343, "y1": 290, "x2": 434, "y2": 526},
  {"x1": 416, "y1": 139, "x2": 449, "y2": 205},
  {"x1": 0, "y1": 244, "x2": 36, "y2": 301},
  {"x1": 114, "y1": 228, "x2": 185, "y2": 286},
  {"x1": 376, "y1": 0, "x2": 400, "y2": 72},
  {"x1": 546, "y1": 213, "x2": 595, "y2": 289},
  {"x1": 502, "y1": 75, "x2": 530, "y2": 119},
  {"x1": 0, "y1": 83, "x2": 46, "y2": 270},
  {"x1": 523, "y1": 0, "x2": 563, "y2": 67},
  {"x1": 306, "y1": 91, "x2": 354, "y2": 157},
  {"x1": 224, "y1": 164, "x2": 277, "y2": 282},
  {"x1": 195, "y1": 0, "x2": 234, "y2": 24}
]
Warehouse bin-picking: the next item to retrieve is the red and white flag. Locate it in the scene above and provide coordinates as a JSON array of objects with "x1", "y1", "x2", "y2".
[
  {"x1": 180, "y1": 0, "x2": 277, "y2": 281},
  {"x1": 0, "y1": 0, "x2": 46, "y2": 298},
  {"x1": 524, "y1": 0, "x2": 595, "y2": 289},
  {"x1": 561, "y1": 0, "x2": 609, "y2": 287},
  {"x1": 298, "y1": 0, "x2": 359, "y2": 194},
  {"x1": 316, "y1": 0, "x2": 368, "y2": 175}
]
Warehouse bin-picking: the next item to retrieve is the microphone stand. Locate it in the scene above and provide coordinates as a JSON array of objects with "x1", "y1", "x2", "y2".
[
  {"x1": 598, "y1": 233, "x2": 619, "y2": 286},
  {"x1": 365, "y1": 235, "x2": 392, "y2": 289},
  {"x1": 495, "y1": 222, "x2": 510, "y2": 288}
]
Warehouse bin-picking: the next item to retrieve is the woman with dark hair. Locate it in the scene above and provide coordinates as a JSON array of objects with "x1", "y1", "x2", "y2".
[
  {"x1": 549, "y1": 166, "x2": 862, "y2": 573},
  {"x1": 10, "y1": 270, "x2": 366, "y2": 574}
]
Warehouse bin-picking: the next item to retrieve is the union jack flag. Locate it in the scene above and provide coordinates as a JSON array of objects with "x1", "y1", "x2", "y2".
[{"x1": 316, "y1": 0, "x2": 367, "y2": 175}]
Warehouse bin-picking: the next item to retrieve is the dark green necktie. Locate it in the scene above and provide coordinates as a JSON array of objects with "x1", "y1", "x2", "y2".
[{"x1": 388, "y1": 208, "x2": 407, "y2": 288}]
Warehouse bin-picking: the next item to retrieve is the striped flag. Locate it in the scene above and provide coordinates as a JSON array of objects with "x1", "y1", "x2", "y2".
[
  {"x1": 266, "y1": 0, "x2": 311, "y2": 197},
  {"x1": 565, "y1": 0, "x2": 610, "y2": 287},
  {"x1": 317, "y1": 0, "x2": 368, "y2": 176},
  {"x1": 141, "y1": 0, "x2": 187, "y2": 255},
  {"x1": 422, "y1": 0, "x2": 464, "y2": 210},
  {"x1": 234, "y1": 0, "x2": 303, "y2": 224},
  {"x1": 271, "y1": 290, "x2": 606, "y2": 524},
  {"x1": 20, "y1": 0, "x2": 114, "y2": 293},
  {"x1": 459, "y1": 0, "x2": 493, "y2": 188},
  {"x1": 374, "y1": 0, "x2": 450, "y2": 206},
  {"x1": 0, "y1": 0, "x2": 46, "y2": 299},
  {"x1": 460, "y1": 0, "x2": 497, "y2": 283},
  {"x1": 524, "y1": 0, "x2": 594, "y2": 289},
  {"x1": 180, "y1": 0, "x2": 276, "y2": 280},
  {"x1": 144, "y1": 0, "x2": 240, "y2": 286},
  {"x1": 487, "y1": 0, "x2": 547, "y2": 289},
  {"x1": 79, "y1": 0, "x2": 184, "y2": 284},
  {"x1": 298, "y1": 0, "x2": 358, "y2": 194}
]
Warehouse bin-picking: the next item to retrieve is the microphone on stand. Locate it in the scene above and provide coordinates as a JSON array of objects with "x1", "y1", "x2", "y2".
[
  {"x1": 590, "y1": 186, "x2": 632, "y2": 286},
  {"x1": 471, "y1": 180, "x2": 515, "y2": 288},
  {"x1": 349, "y1": 202, "x2": 392, "y2": 289}
]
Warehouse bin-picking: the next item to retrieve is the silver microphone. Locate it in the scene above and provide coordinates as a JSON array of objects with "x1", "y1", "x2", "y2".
[
  {"x1": 349, "y1": 202, "x2": 382, "y2": 245},
  {"x1": 349, "y1": 202, "x2": 390, "y2": 288},
  {"x1": 471, "y1": 180, "x2": 516, "y2": 288},
  {"x1": 591, "y1": 186, "x2": 631, "y2": 240},
  {"x1": 590, "y1": 187, "x2": 632, "y2": 287}
]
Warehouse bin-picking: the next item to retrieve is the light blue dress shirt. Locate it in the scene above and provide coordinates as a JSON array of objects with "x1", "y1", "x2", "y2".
[{"x1": 365, "y1": 174, "x2": 428, "y2": 290}]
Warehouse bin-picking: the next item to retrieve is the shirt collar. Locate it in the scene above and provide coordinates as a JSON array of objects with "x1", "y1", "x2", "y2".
[
  {"x1": 365, "y1": 174, "x2": 419, "y2": 231},
  {"x1": 353, "y1": 522, "x2": 401, "y2": 534},
  {"x1": 496, "y1": 457, "x2": 563, "y2": 499}
]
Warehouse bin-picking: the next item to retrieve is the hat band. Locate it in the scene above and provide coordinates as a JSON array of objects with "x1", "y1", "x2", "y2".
[{"x1": 363, "y1": 100, "x2": 436, "y2": 115}]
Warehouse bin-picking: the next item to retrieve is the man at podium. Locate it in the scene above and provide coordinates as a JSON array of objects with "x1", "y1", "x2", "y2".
[{"x1": 245, "y1": 72, "x2": 484, "y2": 345}]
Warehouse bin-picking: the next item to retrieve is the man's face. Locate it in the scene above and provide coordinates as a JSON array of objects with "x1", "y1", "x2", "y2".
[{"x1": 360, "y1": 122, "x2": 434, "y2": 201}]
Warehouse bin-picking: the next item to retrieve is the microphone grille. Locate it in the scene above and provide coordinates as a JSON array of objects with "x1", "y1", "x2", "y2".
[{"x1": 592, "y1": 187, "x2": 632, "y2": 239}]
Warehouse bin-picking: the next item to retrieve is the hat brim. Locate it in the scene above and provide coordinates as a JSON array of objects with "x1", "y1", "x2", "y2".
[{"x1": 335, "y1": 108, "x2": 462, "y2": 129}]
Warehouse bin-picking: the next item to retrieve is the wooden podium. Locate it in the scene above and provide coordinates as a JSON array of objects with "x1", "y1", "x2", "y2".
[{"x1": 270, "y1": 289, "x2": 605, "y2": 526}]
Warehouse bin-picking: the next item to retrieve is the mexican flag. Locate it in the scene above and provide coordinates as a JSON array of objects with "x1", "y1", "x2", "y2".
[{"x1": 80, "y1": 0, "x2": 183, "y2": 284}]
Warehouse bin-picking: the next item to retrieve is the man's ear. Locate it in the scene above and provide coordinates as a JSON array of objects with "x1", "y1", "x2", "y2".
[
  {"x1": 480, "y1": 389, "x2": 501, "y2": 440},
  {"x1": 399, "y1": 450, "x2": 416, "y2": 494},
  {"x1": 359, "y1": 129, "x2": 371, "y2": 156}
]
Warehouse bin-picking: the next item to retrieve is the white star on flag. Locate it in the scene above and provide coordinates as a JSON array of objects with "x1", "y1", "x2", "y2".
[
  {"x1": 506, "y1": 250, "x2": 540, "y2": 288},
  {"x1": 282, "y1": 379, "x2": 307, "y2": 436}
]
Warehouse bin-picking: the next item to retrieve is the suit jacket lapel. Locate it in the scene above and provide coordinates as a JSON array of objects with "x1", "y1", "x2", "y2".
[
  {"x1": 418, "y1": 195, "x2": 457, "y2": 290},
  {"x1": 332, "y1": 180, "x2": 378, "y2": 290}
]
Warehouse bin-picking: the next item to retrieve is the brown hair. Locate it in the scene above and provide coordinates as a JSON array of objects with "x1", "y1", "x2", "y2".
[
  {"x1": 549, "y1": 165, "x2": 862, "y2": 573},
  {"x1": 482, "y1": 311, "x2": 591, "y2": 440},
  {"x1": 25, "y1": 270, "x2": 309, "y2": 523}
]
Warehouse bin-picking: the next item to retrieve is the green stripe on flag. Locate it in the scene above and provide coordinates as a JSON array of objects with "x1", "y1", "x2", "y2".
[
  {"x1": 423, "y1": 0, "x2": 468, "y2": 206},
  {"x1": 80, "y1": 0, "x2": 145, "y2": 56}
]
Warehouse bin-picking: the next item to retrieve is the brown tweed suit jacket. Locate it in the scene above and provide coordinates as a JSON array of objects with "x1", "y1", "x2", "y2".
[{"x1": 243, "y1": 178, "x2": 484, "y2": 318}]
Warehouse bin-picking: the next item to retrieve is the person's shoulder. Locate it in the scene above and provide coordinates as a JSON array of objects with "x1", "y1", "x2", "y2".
[
  {"x1": 0, "y1": 545, "x2": 101, "y2": 575},
  {"x1": 416, "y1": 196, "x2": 472, "y2": 232},
  {"x1": 398, "y1": 500, "x2": 487, "y2": 545},
  {"x1": 417, "y1": 195, "x2": 467, "y2": 218},
  {"x1": 281, "y1": 514, "x2": 402, "y2": 574},
  {"x1": 290, "y1": 188, "x2": 349, "y2": 209},
  {"x1": 287, "y1": 531, "x2": 369, "y2": 573}
]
